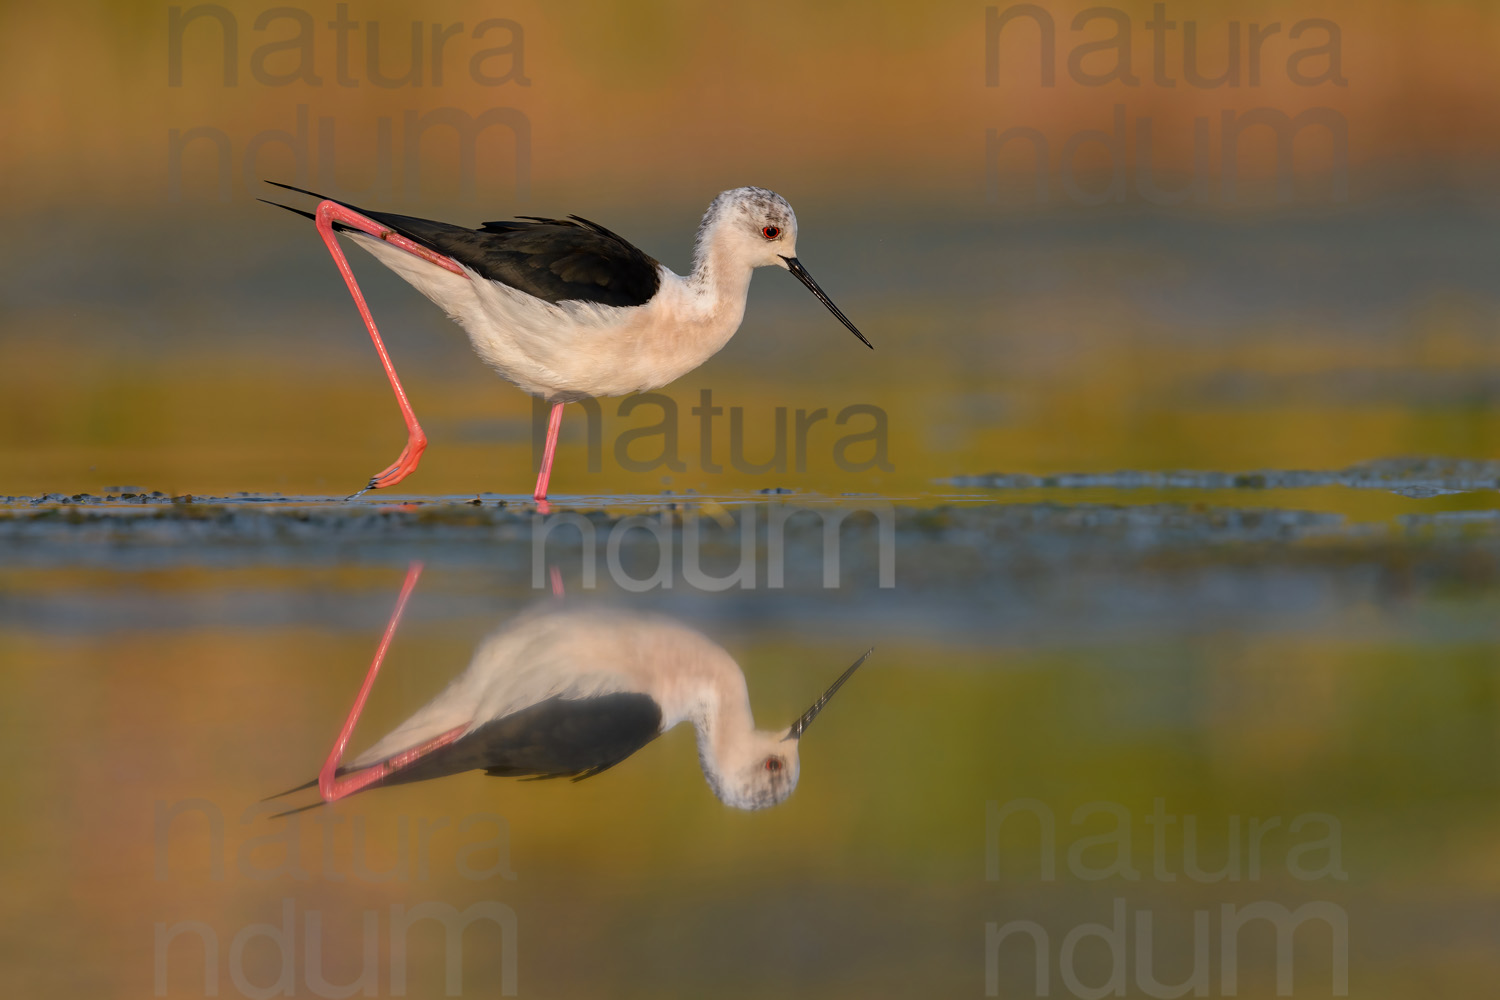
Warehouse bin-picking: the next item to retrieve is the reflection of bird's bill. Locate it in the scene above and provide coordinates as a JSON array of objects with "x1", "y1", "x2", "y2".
[
  {"x1": 779, "y1": 255, "x2": 874, "y2": 349},
  {"x1": 785, "y1": 648, "x2": 874, "y2": 741}
]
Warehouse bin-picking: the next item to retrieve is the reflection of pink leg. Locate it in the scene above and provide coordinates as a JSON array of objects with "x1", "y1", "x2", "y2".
[
  {"x1": 533, "y1": 401, "x2": 564, "y2": 502},
  {"x1": 314, "y1": 201, "x2": 467, "y2": 497},
  {"x1": 316, "y1": 562, "x2": 466, "y2": 802},
  {"x1": 318, "y1": 724, "x2": 468, "y2": 801}
]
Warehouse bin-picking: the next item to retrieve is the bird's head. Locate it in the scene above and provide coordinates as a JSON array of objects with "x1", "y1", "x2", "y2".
[
  {"x1": 698, "y1": 187, "x2": 873, "y2": 349},
  {"x1": 704, "y1": 729, "x2": 803, "y2": 810},
  {"x1": 703, "y1": 186, "x2": 800, "y2": 268},
  {"x1": 701, "y1": 649, "x2": 872, "y2": 811}
]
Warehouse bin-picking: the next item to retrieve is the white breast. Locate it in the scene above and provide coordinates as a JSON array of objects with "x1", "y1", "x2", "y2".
[{"x1": 349, "y1": 235, "x2": 747, "y2": 401}]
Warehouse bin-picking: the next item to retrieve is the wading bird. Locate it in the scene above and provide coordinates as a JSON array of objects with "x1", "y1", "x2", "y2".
[
  {"x1": 262, "y1": 183, "x2": 872, "y2": 502},
  {"x1": 271, "y1": 565, "x2": 870, "y2": 813}
]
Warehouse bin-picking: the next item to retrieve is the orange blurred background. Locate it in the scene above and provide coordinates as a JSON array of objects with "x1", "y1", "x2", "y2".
[{"x1": 2, "y1": 0, "x2": 1499, "y2": 210}]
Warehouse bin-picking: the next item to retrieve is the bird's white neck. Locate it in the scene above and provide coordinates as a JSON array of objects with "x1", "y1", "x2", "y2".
[
  {"x1": 684, "y1": 664, "x2": 798, "y2": 811},
  {"x1": 670, "y1": 660, "x2": 761, "y2": 795},
  {"x1": 682, "y1": 219, "x2": 756, "y2": 321}
]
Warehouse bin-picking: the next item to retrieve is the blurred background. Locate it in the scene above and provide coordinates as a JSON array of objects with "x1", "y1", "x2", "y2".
[
  {"x1": 1, "y1": 0, "x2": 1498, "y2": 497},
  {"x1": 3, "y1": 1, "x2": 1500, "y2": 998}
]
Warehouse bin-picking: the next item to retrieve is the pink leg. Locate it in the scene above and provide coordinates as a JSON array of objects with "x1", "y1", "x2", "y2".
[
  {"x1": 318, "y1": 724, "x2": 469, "y2": 801},
  {"x1": 313, "y1": 200, "x2": 467, "y2": 498},
  {"x1": 316, "y1": 562, "x2": 466, "y2": 802},
  {"x1": 533, "y1": 400, "x2": 564, "y2": 502}
]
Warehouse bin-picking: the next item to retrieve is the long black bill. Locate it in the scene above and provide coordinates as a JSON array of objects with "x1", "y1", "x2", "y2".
[
  {"x1": 780, "y1": 255, "x2": 874, "y2": 350},
  {"x1": 784, "y1": 648, "x2": 874, "y2": 741}
]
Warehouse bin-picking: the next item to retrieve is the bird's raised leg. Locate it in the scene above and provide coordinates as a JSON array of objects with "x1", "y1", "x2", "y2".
[
  {"x1": 533, "y1": 400, "x2": 565, "y2": 504},
  {"x1": 312, "y1": 200, "x2": 468, "y2": 498},
  {"x1": 316, "y1": 562, "x2": 466, "y2": 803}
]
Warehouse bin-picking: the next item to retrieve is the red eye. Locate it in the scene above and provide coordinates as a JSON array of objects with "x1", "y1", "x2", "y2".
[
  {"x1": 764, "y1": 757, "x2": 783, "y2": 773},
  {"x1": 761, "y1": 226, "x2": 780, "y2": 240}
]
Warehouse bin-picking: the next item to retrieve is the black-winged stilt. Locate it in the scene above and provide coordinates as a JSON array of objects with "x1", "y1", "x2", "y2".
[
  {"x1": 262, "y1": 183, "x2": 872, "y2": 502},
  {"x1": 271, "y1": 565, "x2": 870, "y2": 813}
]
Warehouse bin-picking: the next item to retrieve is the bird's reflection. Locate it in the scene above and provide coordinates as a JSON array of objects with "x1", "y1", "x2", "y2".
[{"x1": 273, "y1": 564, "x2": 869, "y2": 814}]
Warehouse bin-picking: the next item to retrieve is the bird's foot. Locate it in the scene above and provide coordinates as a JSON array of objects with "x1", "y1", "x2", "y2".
[{"x1": 347, "y1": 434, "x2": 427, "y2": 500}]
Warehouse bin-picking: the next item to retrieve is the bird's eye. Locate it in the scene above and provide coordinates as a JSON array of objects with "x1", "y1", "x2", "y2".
[
  {"x1": 761, "y1": 226, "x2": 781, "y2": 240},
  {"x1": 764, "y1": 757, "x2": 783, "y2": 773}
]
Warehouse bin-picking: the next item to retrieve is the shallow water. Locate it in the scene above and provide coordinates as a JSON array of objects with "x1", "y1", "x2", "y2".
[{"x1": 3, "y1": 477, "x2": 1499, "y2": 997}]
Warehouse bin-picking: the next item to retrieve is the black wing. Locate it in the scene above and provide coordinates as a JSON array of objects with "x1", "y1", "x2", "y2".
[
  {"x1": 348, "y1": 692, "x2": 665, "y2": 791},
  {"x1": 261, "y1": 182, "x2": 662, "y2": 308}
]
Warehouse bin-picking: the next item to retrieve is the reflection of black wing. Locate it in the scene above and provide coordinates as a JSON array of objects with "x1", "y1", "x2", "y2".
[
  {"x1": 359, "y1": 692, "x2": 664, "y2": 790},
  {"x1": 262, "y1": 182, "x2": 662, "y2": 308}
]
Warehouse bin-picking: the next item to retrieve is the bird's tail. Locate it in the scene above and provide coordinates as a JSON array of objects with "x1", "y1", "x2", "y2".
[
  {"x1": 263, "y1": 776, "x2": 318, "y2": 801},
  {"x1": 261, "y1": 760, "x2": 366, "y2": 819},
  {"x1": 257, "y1": 180, "x2": 358, "y2": 231},
  {"x1": 268, "y1": 799, "x2": 329, "y2": 819},
  {"x1": 258, "y1": 198, "x2": 319, "y2": 223},
  {"x1": 260, "y1": 775, "x2": 326, "y2": 819}
]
